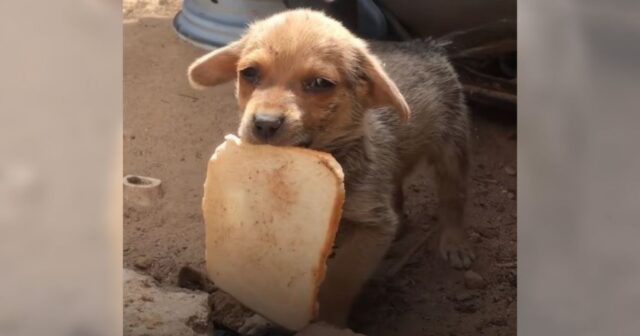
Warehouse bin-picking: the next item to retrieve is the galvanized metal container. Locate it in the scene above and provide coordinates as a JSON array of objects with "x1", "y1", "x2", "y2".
[{"x1": 173, "y1": 0, "x2": 286, "y2": 50}]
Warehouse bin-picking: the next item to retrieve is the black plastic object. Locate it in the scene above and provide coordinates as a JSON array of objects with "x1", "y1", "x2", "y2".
[
  {"x1": 356, "y1": 0, "x2": 389, "y2": 40},
  {"x1": 285, "y1": 0, "x2": 401, "y2": 41}
]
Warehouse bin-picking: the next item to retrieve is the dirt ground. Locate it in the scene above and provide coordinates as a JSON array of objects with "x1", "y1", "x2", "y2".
[{"x1": 123, "y1": 1, "x2": 517, "y2": 335}]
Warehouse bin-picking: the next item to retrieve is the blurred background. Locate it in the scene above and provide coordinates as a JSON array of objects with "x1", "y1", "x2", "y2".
[{"x1": 171, "y1": 0, "x2": 517, "y2": 115}]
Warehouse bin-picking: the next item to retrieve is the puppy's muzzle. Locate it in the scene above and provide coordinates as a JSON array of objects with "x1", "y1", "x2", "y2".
[{"x1": 253, "y1": 114, "x2": 284, "y2": 141}]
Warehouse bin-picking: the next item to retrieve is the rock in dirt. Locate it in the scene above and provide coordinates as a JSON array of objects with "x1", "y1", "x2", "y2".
[
  {"x1": 178, "y1": 265, "x2": 217, "y2": 293},
  {"x1": 476, "y1": 226, "x2": 499, "y2": 239},
  {"x1": 134, "y1": 256, "x2": 152, "y2": 270},
  {"x1": 455, "y1": 301, "x2": 478, "y2": 314},
  {"x1": 489, "y1": 317, "x2": 508, "y2": 327},
  {"x1": 124, "y1": 268, "x2": 210, "y2": 336},
  {"x1": 469, "y1": 231, "x2": 483, "y2": 243},
  {"x1": 450, "y1": 291, "x2": 476, "y2": 302},
  {"x1": 504, "y1": 165, "x2": 516, "y2": 176},
  {"x1": 464, "y1": 270, "x2": 487, "y2": 289},
  {"x1": 208, "y1": 291, "x2": 254, "y2": 330}
]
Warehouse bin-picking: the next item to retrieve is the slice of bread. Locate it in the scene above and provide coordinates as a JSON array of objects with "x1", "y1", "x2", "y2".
[{"x1": 202, "y1": 134, "x2": 344, "y2": 331}]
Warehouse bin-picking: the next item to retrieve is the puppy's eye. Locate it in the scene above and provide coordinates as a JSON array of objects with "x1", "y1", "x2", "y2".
[
  {"x1": 303, "y1": 77, "x2": 335, "y2": 92},
  {"x1": 240, "y1": 67, "x2": 260, "y2": 85}
]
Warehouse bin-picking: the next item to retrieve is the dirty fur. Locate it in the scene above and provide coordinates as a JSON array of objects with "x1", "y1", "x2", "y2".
[{"x1": 188, "y1": 9, "x2": 474, "y2": 332}]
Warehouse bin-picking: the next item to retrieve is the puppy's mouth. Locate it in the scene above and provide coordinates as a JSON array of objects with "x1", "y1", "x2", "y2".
[
  {"x1": 240, "y1": 132, "x2": 312, "y2": 148},
  {"x1": 268, "y1": 138, "x2": 312, "y2": 149},
  {"x1": 295, "y1": 139, "x2": 312, "y2": 148}
]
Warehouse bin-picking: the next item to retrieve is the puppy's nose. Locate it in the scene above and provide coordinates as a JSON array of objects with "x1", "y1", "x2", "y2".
[{"x1": 253, "y1": 114, "x2": 284, "y2": 140}]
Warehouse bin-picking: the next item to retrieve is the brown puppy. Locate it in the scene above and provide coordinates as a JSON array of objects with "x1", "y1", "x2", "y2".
[{"x1": 189, "y1": 9, "x2": 474, "y2": 331}]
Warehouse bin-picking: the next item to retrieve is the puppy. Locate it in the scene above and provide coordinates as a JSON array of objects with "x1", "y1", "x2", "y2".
[{"x1": 188, "y1": 9, "x2": 474, "y2": 331}]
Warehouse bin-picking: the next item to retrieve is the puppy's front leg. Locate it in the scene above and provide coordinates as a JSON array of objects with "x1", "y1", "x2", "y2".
[{"x1": 317, "y1": 198, "x2": 397, "y2": 327}]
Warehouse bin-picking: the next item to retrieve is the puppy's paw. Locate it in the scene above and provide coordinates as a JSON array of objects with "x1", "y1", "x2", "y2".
[
  {"x1": 238, "y1": 314, "x2": 272, "y2": 336},
  {"x1": 439, "y1": 227, "x2": 476, "y2": 269}
]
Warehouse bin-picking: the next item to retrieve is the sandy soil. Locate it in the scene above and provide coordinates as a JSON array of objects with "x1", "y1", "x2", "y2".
[{"x1": 124, "y1": 1, "x2": 517, "y2": 335}]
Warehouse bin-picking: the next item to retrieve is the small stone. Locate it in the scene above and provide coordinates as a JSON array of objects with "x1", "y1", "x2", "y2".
[
  {"x1": 504, "y1": 165, "x2": 516, "y2": 176},
  {"x1": 469, "y1": 231, "x2": 482, "y2": 243},
  {"x1": 178, "y1": 266, "x2": 206, "y2": 291},
  {"x1": 134, "y1": 256, "x2": 152, "y2": 270},
  {"x1": 451, "y1": 291, "x2": 473, "y2": 302},
  {"x1": 489, "y1": 318, "x2": 508, "y2": 327},
  {"x1": 141, "y1": 279, "x2": 153, "y2": 288},
  {"x1": 464, "y1": 270, "x2": 487, "y2": 289},
  {"x1": 476, "y1": 226, "x2": 499, "y2": 239}
]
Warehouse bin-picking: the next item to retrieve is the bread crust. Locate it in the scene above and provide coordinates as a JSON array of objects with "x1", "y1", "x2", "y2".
[
  {"x1": 204, "y1": 134, "x2": 345, "y2": 329},
  {"x1": 309, "y1": 155, "x2": 344, "y2": 319}
]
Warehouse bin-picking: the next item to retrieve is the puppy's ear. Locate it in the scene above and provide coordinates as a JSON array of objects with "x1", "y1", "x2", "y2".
[
  {"x1": 188, "y1": 39, "x2": 245, "y2": 89},
  {"x1": 357, "y1": 50, "x2": 411, "y2": 122}
]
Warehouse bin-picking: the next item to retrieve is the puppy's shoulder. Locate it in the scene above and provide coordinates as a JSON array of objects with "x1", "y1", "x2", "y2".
[
  {"x1": 368, "y1": 39, "x2": 460, "y2": 95},
  {"x1": 369, "y1": 38, "x2": 448, "y2": 54}
]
